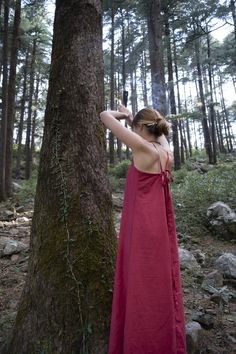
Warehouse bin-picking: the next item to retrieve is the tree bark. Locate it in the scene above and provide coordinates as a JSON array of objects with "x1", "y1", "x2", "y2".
[
  {"x1": 16, "y1": 52, "x2": 28, "y2": 179},
  {"x1": 134, "y1": 68, "x2": 138, "y2": 112},
  {"x1": 182, "y1": 74, "x2": 192, "y2": 157},
  {"x1": 30, "y1": 72, "x2": 40, "y2": 158},
  {"x1": 194, "y1": 24, "x2": 213, "y2": 163},
  {"x1": 116, "y1": 40, "x2": 122, "y2": 161},
  {"x1": 140, "y1": 49, "x2": 148, "y2": 107},
  {"x1": 25, "y1": 38, "x2": 36, "y2": 180},
  {"x1": 0, "y1": 0, "x2": 9, "y2": 201},
  {"x1": 109, "y1": 0, "x2": 115, "y2": 165},
  {"x1": 164, "y1": 13, "x2": 180, "y2": 170},
  {"x1": 0, "y1": 0, "x2": 3, "y2": 80},
  {"x1": 230, "y1": 0, "x2": 236, "y2": 42},
  {"x1": 5, "y1": 0, "x2": 21, "y2": 196},
  {"x1": 178, "y1": 119, "x2": 185, "y2": 164},
  {"x1": 147, "y1": 0, "x2": 167, "y2": 114},
  {"x1": 1, "y1": 1, "x2": 116, "y2": 353},
  {"x1": 120, "y1": 9, "x2": 130, "y2": 160},
  {"x1": 218, "y1": 72, "x2": 233, "y2": 151},
  {"x1": 206, "y1": 28, "x2": 217, "y2": 163}
]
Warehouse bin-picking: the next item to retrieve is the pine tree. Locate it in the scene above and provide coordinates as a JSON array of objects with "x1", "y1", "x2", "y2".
[{"x1": 1, "y1": 1, "x2": 116, "y2": 353}]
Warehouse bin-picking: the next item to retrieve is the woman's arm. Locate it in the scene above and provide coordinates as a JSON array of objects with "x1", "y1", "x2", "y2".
[
  {"x1": 157, "y1": 134, "x2": 170, "y2": 149},
  {"x1": 100, "y1": 110, "x2": 147, "y2": 153},
  {"x1": 118, "y1": 105, "x2": 133, "y2": 127}
]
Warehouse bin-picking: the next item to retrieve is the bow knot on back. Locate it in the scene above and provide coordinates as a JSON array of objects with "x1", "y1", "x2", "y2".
[{"x1": 161, "y1": 169, "x2": 174, "y2": 186}]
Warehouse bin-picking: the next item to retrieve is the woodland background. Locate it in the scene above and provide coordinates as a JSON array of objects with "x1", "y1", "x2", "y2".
[
  {"x1": 0, "y1": 0, "x2": 236, "y2": 201},
  {"x1": 0, "y1": 1, "x2": 236, "y2": 353}
]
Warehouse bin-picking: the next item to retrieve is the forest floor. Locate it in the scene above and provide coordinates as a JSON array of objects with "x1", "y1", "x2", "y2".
[{"x1": 0, "y1": 157, "x2": 236, "y2": 353}]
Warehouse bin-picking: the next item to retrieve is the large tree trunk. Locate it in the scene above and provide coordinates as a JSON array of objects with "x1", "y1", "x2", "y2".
[
  {"x1": 147, "y1": 0, "x2": 167, "y2": 114},
  {"x1": 1, "y1": 1, "x2": 116, "y2": 353},
  {"x1": 5, "y1": 0, "x2": 21, "y2": 196},
  {"x1": 0, "y1": 0, "x2": 9, "y2": 202}
]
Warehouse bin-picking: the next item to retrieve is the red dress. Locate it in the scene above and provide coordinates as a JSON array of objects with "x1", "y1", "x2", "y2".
[{"x1": 108, "y1": 147, "x2": 187, "y2": 354}]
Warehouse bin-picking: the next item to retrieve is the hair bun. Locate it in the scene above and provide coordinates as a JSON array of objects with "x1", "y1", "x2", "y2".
[
  {"x1": 156, "y1": 119, "x2": 170, "y2": 136},
  {"x1": 132, "y1": 107, "x2": 170, "y2": 137}
]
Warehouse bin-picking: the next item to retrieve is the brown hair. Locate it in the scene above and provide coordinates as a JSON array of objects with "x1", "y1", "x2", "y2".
[{"x1": 131, "y1": 108, "x2": 170, "y2": 137}]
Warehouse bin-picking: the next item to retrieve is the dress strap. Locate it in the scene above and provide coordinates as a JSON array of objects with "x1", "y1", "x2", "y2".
[
  {"x1": 166, "y1": 151, "x2": 169, "y2": 170},
  {"x1": 151, "y1": 143, "x2": 174, "y2": 184},
  {"x1": 151, "y1": 143, "x2": 163, "y2": 173}
]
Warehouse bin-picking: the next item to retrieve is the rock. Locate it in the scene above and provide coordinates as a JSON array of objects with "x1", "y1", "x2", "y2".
[
  {"x1": 0, "y1": 236, "x2": 10, "y2": 251},
  {"x1": 112, "y1": 194, "x2": 123, "y2": 211},
  {"x1": 207, "y1": 202, "x2": 232, "y2": 219},
  {"x1": 12, "y1": 181, "x2": 23, "y2": 190},
  {"x1": 192, "y1": 249, "x2": 206, "y2": 265},
  {"x1": 209, "y1": 285, "x2": 235, "y2": 304},
  {"x1": 226, "y1": 333, "x2": 236, "y2": 344},
  {"x1": 178, "y1": 248, "x2": 200, "y2": 270},
  {"x1": 16, "y1": 216, "x2": 30, "y2": 223},
  {"x1": 215, "y1": 253, "x2": 236, "y2": 279},
  {"x1": 199, "y1": 164, "x2": 214, "y2": 173},
  {"x1": 186, "y1": 162, "x2": 202, "y2": 172},
  {"x1": 201, "y1": 270, "x2": 224, "y2": 294},
  {"x1": 11, "y1": 254, "x2": 20, "y2": 263},
  {"x1": 0, "y1": 209, "x2": 16, "y2": 221},
  {"x1": 224, "y1": 311, "x2": 236, "y2": 323},
  {"x1": 16, "y1": 205, "x2": 25, "y2": 213},
  {"x1": 0, "y1": 238, "x2": 28, "y2": 257},
  {"x1": 205, "y1": 308, "x2": 217, "y2": 315},
  {"x1": 223, "y1": 278, "x2": 236, "y2": 289},
  {"x1": 207, "y1": 202, "x2": 236, "y2": 240},
  {"x1": 185, "y1": 321, "x2": 203, "y2": 354},
  {"x1": 191, "y1": 310, "x2": 215, "y2": 329},
  {"x1": 19, "y1": 263, "x2": 28, "y2": 272}
]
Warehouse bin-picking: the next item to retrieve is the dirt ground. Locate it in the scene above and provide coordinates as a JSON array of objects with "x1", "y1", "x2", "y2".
[{"x1": 0, "y1": 195, "x2": 236, "y2": 353}]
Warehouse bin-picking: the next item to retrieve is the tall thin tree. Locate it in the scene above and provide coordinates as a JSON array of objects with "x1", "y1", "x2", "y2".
[
  {"x1": 0, "y1": 0, "x2": 9, "y2": 201},
  {"x1": 5, "y1": 0, "x2": 21, "y2": 196},
  {"x1": 146, "y1": 0, "x2": 167, "y2": 114}
]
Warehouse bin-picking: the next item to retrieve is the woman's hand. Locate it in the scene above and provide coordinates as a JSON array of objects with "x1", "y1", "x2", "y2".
[{"x1": 118, "y1": 105, "x2": 133, "y2": 127}]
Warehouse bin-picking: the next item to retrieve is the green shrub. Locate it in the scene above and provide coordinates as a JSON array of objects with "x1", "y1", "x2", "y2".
[
  {"x1": 172, "y1": 161, "x2": 236, "y2": 237},
  {"x1": 109, "y1": 176, "x2": 126, "y2": 192},
  {"x1": 13, "y1": 172, "x2": 38, "y2": 206},
  {"x1": 109, "y1": 159, "x2": 131, "y2": 179},
  {"x1": 172, "y1": 166, "x2": 188, "y2": 184}
]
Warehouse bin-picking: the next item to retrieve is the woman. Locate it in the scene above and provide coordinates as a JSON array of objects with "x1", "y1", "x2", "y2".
[{"x1": 100, "y1": 106, "x2": 187, "y2": 354}]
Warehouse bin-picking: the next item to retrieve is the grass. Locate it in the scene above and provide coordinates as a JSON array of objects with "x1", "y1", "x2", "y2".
[
  {"x1": 13, "y1": 169, "x2": 38, "y2": 207},
  {"x1": 172, "y1": 157, "x2": 236, "y2": 239}
]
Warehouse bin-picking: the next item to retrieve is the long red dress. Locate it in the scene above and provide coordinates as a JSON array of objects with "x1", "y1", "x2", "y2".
[{"x1": 108, "y1": 146, "x2": 187, "y2": 354}]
